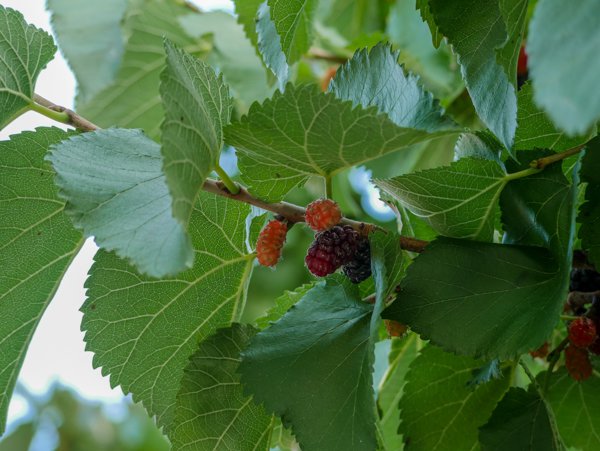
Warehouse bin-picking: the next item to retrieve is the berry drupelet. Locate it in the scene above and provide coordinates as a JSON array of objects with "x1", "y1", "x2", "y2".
[{"x1": 305, "y1": 225, "x2": 359, "y2": 277}]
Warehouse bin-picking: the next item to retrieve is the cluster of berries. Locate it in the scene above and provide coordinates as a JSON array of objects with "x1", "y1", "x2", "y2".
[
  {"x1": 562, "y1": 263, "x2": 600, "y2": 381},
  {"x1": 255, "y1": 199, "x2": 372, "y2": 284}
]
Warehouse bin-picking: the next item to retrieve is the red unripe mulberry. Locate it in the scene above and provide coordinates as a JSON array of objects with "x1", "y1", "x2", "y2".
[
  {"x1": 305, "y1": 199, "x2": 342, "y2": 232},
  {"x1": 256, "y1": 220, "x2": 287, "y2": 267},
  {"x1": 568, "y1": 317, "x2": 597, "y2": 348}
]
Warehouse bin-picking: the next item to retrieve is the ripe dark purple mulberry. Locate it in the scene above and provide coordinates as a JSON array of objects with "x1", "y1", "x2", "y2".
[
  {"x1": 343, "y1": 237, "x2": 371, "y2": 283},
  {"x1": 305, "y1": 225, "x2": 359, "y2": 277}
]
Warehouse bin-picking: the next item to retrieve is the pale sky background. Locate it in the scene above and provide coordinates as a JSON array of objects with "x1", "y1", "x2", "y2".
[{"x1": 2, "y1": 0, "x2": 236, "y2": 430}]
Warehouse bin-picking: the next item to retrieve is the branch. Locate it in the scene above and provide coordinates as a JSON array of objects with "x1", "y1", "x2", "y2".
[
  {"x1": 306, "y1": 47, "x2": 349, "y2": 64},
  {"x1": 29, "y1": 95, "x2": 430, "y2": 250},
  {"x1": 529, "y1": 144, "x2": 586, "y2": 169},
  {"x1": 33, "y1": 94, "x2": 99, "y2": 132}
]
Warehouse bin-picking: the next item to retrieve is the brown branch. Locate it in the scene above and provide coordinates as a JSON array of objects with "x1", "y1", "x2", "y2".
[
  {"x1": 307, "y1": 47, "x2": 349, "y2": 64},
  {"x1": 33, "y1": 94, "x2": 99, "y2": 132},
  {"x1": 31, "y1": 94, "x2": 430, "y2": 252}
]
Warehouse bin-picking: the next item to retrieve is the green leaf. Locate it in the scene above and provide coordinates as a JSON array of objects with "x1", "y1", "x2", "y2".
[
  {"x1": 376, "y1": 158, "x2": 508, "y2": 241},
  {"x1": 82, "y1": 191, "x2": 255, "y2": 429},
  {"x1": 578, "y1": 137, "x2": 600, "y2": 268},
  {"x1": 545, "y1": 369, "x2": 600, "y2": 450},
  {"x1": 47, "y1": 128, "x2": 193, "y2": 278},
  {"x1": 232, "y1": 0, "x2": 263, "y2": 49},
  {"x1": 428, "y1": 0, "x2": 524, "y2": 150},
  {"x1": 468, "y1": 359, "x2": 502, "y2": 387},
  {"x1": 0, "y1": 6, "x2": 56, "y2": 129},
  {"x1": 178, "y1": 12, "x2": 271, "y2": 111},
  {"x1": 454, "y1": 131, "x2": 503, "y2": 162},
  {"x1": 239, "y1": 278, "x2": 378, "y2": 451},
  {"x1": 377, "y1": 335, "x2": 421, "y2": 451},
  {"x1": 170, "y1": 324, "x2": 273, "y2": 451},
  {"x1": 268, "y1": 0, "x2": 317, "y2": 63},
  {"x1": 256, "y1": 2, "x2": 288, "y2": 89},
  {"x1": 514, "y1": 83, "x2": 593, "y2": 152},
  {"x1": 496, "y1": 0, "x2": 528, "y2": 84},
  {"x1": 384, "y1": 237, "x2": 563, "y2": 359},
  {"x1": 479, "y1": 387, "x2": 562, "y2": 451},
  {"x1": 329, "y1": 43, "x2": 456, "y2": 132},
  {"x1": 528, "y1": 0, "x2": 600, "y2": 136},
  {"x1": 385, "y1": 152, "x2": 579, "y2": 359},
  {"x1": 226, "y1": 84, "x2": 452, "y2": 202},
  {"x1": 78, "y1": 0, "x2": 210, "y2": 139},
  {"x1": 255, "y1": 282, "x2": 314, "y2": 329},
  {"x1": 47, "y1": 0, "x2": 127, "y2": 103},
  {"x1": 399, "y1": 345, "x2": 510, "y2": 451},
  {"x1": 318, "y1": 0, "x2": 388, "y2": 44},
  {"x1": 0, "y1": 128, "x2": 83, "y2": 434},
  {"x1": 160, "y1": 40, "x2": 232, "y2": 225}
]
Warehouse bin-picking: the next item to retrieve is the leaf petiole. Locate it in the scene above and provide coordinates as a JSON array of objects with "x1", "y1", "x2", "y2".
[
  {"x1": 29, "y1": 100, "x2": 70, "y2": 124},
  {"x1": 214, "y1": 164, "x2": 240, "y2": 195}
]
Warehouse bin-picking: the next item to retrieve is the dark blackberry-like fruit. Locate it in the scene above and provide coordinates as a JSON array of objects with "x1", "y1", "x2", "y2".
[
  {"x1": 305, "y1": 225, "x2": 359, "y2": 277},
  {"x1": 570, "y1": 268, "x2": 600, "y2": 292},
  {"x1": 568, "y1": 317, "x2": 597, "y2": 348},
  {"x1": 343, "y1": 237, "x2": 371, "y2": 283}
]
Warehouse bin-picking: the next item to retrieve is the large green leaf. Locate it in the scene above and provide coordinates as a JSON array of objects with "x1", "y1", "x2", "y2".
[
  {"x1": 514, "y1": 82, "x2": 593, "y2": 152},
  {"x1": 376, "y1": 158, "x2": 509, "y2": 241},
  {"x1": 578, "y1": 137, "x2": 600, "y2": 268},
  {"x1": 496, "y1": 0, "x2": 528, "y2": 84},
  {"x1": 415, "y1": 0, "x2": 442, "y2": 48},
  {"x1": 47, "y1": 0, "x2": 127, "y2": 103},
  {"x1": 254, "y1": 282, "x2": 314, "y2": 330},
  {"x1": 318, "y1": 0, "x2": 387, "y2": 43},
  {"x1": 47, "y1": 128, "x2": 193, "y2": 278},
  {"x1": 384, "y1": 237, "x2": 562, "y2": 359},
  {"x1": 377, "y1": 335, "x2": 421, "y2": 451},
  {"x1": 528, "y1": 0, "x2": 600, "y2": 135},
  {"x1": 82, "y1": 192, "x2": 255, "y2": 429},
  {"x1": 385, "y1": 152, "x2": 579, "y2": 359},
  {"x1": 267, "y1": 0, "x2": 317, "y2": 63},
  {"x1": 160, "y1": 40, "x2": 232, "y2": 225},
  {"x1": 545, "y1": 369, "x2": 600, "y2": 450},
  {"x1": 239, "y1": 278, "x2": 378, "y2": 451},
  {"x1": 479, "y1": 387, "x2": 562, "y2": 451},
  {"x1": 0, "y1": 6, "x2": 56, "y2": 129},
  {"x1": 256, "y1": 2, "x2": 288, "y2": 89},
  {"x1": 399, "y1": 345, "x2": 510, "y2": 451},
  {"x1": 178, "y1": 11, "x2": 272, "y2": 110},
  {"x1": 226, "y1": 84, "x2": 451, "y2": 201},
  {"x1": 170, "y1": 324, "x2": 273, "y2": 451},
  {"x1": 428, "y1": 0, "x2": 526, "y2": 150},
  {"x1": 78, "y1": 0, "x2": 210, "y2": 138},
  {"x1": 329, "y1": 43, "x2": 456, "y2": 132},
  {"x1": 0, "y1": 128, "x2": 83, "y2": 434}
]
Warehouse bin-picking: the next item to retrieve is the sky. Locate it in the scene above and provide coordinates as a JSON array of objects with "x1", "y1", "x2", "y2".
[{"x1": 2, "y1": 0, "x2": 235, "y2": 429}]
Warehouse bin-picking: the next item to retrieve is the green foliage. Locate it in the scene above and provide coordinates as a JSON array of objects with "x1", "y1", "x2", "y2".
[
  {"x1": 0, "y1": 6, "x2": 56, "y2": 128},
  {"x1": 528, "y1": 0, "x2": 600, "y2": 135},
  {"x1": 82, "y1": 193, "x2": 255, "y2": 429},
  {"x1": 0, "y1": 129, "x2": 83, "y2": 434},
  {"x1": 399, "y1": 345, "x2": 511, "y2": 451},
  {"x1": 48, "y1": 128, "x2": 193, "y2": 277},
  {"x1": 47, "y1": 0, "x2": 127, "y2": 103},
  {"x1": 171, "y1": 324, "x2": 272, "y2": 450},
  {"x1": 1, "y1": 1, "x2": 600, "y2": 449}
]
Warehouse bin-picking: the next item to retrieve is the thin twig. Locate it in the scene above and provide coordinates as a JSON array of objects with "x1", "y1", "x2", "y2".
[
  {"x1": 307, "y1": 47, "x2": 349, "y2": 64},
  {"x1": 530, "y1": 144, "x2": 586, "y2": 169},
  {"x1": 33, "y1": 94, "x2": 98, "y2": 132}
]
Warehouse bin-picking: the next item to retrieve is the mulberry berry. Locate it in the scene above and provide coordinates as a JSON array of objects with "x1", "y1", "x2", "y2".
[
  {"x1": 256, "y1": 219, "x2": 287, "y2": 267},
  {"x1": 570, "y1": 268, "x2": 600, "y2": 292},
  {"x1": 305, "y1": 225, "x2": 359, "y2": 277},
  {"x1": 305, "y1": 199, "x2": 342, "y2": 232},
  {"x1": 568, "y1": 317, "x2": 597, "y2": 348},
  {"x1": 564, "y1": 344, "x2": 592, "y2": 381},
  {"x1": 529, "y1": 342, "x2": 550, "y2": 359},
  {"x1": 343, "y1": 237, "x2": 371, "y2": 283},
  {"x1": 385, "y1": 320, "x2": 408, "y2": 337}
]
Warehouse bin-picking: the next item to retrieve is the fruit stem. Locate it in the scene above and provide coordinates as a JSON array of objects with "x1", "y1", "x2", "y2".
[
  {"x1": 560, "y1": 314, "x2": 578, "y2": 321},
  {"x1": 529, "y1": 144, "x2": 586, "y2": 169},
  {"x1": 214, "y1": 164, "x2": 240, "y2": 195},
  {"x1": 325, "y1": 175, "x2": 333, "y2": 199}
]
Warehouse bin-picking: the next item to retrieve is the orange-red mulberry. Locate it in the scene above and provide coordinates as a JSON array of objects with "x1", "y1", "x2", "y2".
[
  {"x1": 305, "y1": 199, "x2": 342, "y2": 232},
  {"x1": 256, "y1": 220, "x2": 287, "y2": 267}
]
